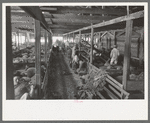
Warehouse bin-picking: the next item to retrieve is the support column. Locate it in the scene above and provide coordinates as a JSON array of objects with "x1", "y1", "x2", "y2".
[
  {"x1": 15, "y1": 33, "x2": 17, "y2": 47},
  {"x1": 139, "y1": 31, "x2": 144, "y2": 66},
  {"x1": 17, "y1": 31, "x2": 20, "y2": 50},
  {"x1": 6, "y1": 6, "x2": 14, "y2": 99},
  {"x1": 98, "y1": 33, "x2": 101, "y2": 49},
  {"x1": 79, "y1": 31, "x2": 81, "y2": 51},
  {"x1": 106, "y1": 37, "x2": 108, "y2": 50},
  {"x1": 49, "y1": 33, "x2": 52, "y2": 49},
  {"x1": 114, "y1": 31, "x2": 117, "y2": 45},
  {"x1": 44, "y1": 30, "x2": 47, "y2": 65},
  {"x1": 24, "y1": 33, "x2": 27, "y2": 48},
  {"x1": 73, "y1": 33, "x2": 75, "y2": 43},
  {"x1": 26, "y1": 32, "x2": 30, "y2": 47},
  {"x1": 122, "y1": 20, "x2": 133, "y2": 90},
  {"x1": 34, "y1": 19, "x2": 41, "y2": 97},
  {"x1": 90, "y1": 24, "x2": 94, "y2": 64},
  {"x1": 108, "y1": 37, "x2": 111, "y2": 50}
]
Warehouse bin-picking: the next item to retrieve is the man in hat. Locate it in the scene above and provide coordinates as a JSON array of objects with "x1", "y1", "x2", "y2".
[{"x1": 110, "y1": 45, "x2": 120, "y2": 65}]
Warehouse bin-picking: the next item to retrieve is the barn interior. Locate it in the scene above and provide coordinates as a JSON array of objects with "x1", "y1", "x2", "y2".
[{"x1": 6, "y1": 5, "x2": 144, "y2": 100}]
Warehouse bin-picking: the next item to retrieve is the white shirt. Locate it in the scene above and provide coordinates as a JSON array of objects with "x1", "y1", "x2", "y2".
[{"x1": 110, "y1": 48, "x2": 119, "y2": 60}]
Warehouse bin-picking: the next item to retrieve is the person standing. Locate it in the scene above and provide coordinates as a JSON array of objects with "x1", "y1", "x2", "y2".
[{"x1": 110, "y1": 45, "x2": 120, "y2": 65}]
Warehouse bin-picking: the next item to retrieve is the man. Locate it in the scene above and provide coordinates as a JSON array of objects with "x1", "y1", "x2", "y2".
[
  {"x1": 110, "y1": 45, "x2": 119, "y2": 65},
  {"x1": 71, "y1": 44, "x2": 78, "y2": 60},
  {"x1": 72, "y1": 51, "x2": 79, "y2": 73}
]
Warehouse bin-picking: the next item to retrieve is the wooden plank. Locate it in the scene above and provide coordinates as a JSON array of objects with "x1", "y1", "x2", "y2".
[
  {"x1": 122, "y1": 20, "x2": 133, "y2": 90},
  {"x1": 34, "y1": 19, "x2": 41, "y2": 97},
  {"x1": 104, "y1": 87, "x2": 119, "y2": 99},
  {"x1": 96, "y1": 91, "x2": 105, "y2": 99},
  {"x1": 63, "y1": 10, "x2": 144, "y2": 35},
  {"x1": 108, "y1": 85, "x2": 122, "y2": 99},
  {"x1": 106, "y1": 78, "x2": 129, "y2": 96},
  {"x1": 41, "y1": 7, "x2": 126, "y2": 16},
  {"x1": 107, "y1": 75, "x2": 123, "y2": 88},
  {"x1": 90, "y1": 24, "x2": 94, "y2": 64},
  {"x1": 6, "y1": 6, "x2": 14, "y2": 99}
]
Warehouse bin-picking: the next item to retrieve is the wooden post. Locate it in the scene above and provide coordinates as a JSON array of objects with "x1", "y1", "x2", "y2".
[
  {"x1": 139, "y1": 31, "x2": 144, "y2": 65},
  {"x1": 90, "y1": 24, "x2": 94, "y2": 64},
  {"x1": 106, "y1": 37, "x2": 108, "y2": 50},
  {"x1": 50, "y1": 33, "x2": 52, "y2": 49},
  {"x1": 34, "y1": 19, "x2": 41, "y2": 97},
  {"x1": 98, "y1": 33, "x2": 101, "y2": 49},
  {"x1": 73, "y1": 33, "x2": 75, "y2": 43},
  {"x1": 84, "y1": 34, "x2": 86, "y2": 41},
  {"x1": 17, "y1": 31, "x2": 20, "y2": 50},
  {"x1": 79, "y1": 31, "x2": 81, "y2": 51},
  {"x1": 24, "y1": 33, "x2": 27, "y2": 48},
  {"x1": 122, "y1": 20, "x2": 133, "y2": 90},
  {"x1": 44, "y1": 30, "x2": 47, "y2": 65},
  {"x1": 114, "y1": 31, "x2": 117, "y2": 45},
  {"x1": 15, "y1": 33, "x2": 17, "y2": 47},
  {"x1": 26, "y1": 32, "x2": 30, "y2": 47},
  {"x1": 109, "y1": 37, "x2": 111, "y2": 50},
  {"x1": 6, "y1": 6, "x2": 14, "y2": 99}
]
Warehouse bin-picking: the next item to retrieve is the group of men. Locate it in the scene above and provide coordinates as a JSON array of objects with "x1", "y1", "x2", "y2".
[
  {"x1": 68, "y1": 44, "x2": 88, "y2": 75},
  {"x1": 70, "y1": 44, "x2": 120, "y2": 73}
]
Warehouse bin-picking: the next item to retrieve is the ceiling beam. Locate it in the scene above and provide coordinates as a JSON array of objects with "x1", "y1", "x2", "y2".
[
  {"x1": 63, "y1": 10, "x2": 144, "y2": 35},
  {"x1": 50, "y1": 16, "x2": 118, "y2": 24},
  {"x1": 40, "y1": 7, "x2": 126, "y2": 16},
  {"x1": 48, "y1": 13, "x2": 119, "y2": 19},
  {"x1": 48, "y1": 24, "x2": 83, "y2": 29},
  {"x1": 19, "y1": 6, "x2": 52, "y2": 33},
  {"x1": 39, "y1": 7, "x2": 57, "y2": 11}
]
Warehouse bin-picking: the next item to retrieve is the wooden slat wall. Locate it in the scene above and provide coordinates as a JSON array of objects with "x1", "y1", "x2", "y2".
[{"x1": 94, "y1": 27, "x2": 143, "y2": 59}]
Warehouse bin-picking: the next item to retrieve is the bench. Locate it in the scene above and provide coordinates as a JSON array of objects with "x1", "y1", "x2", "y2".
[{"x1": 88, "y1": 63, "x2": 130, "y2": 99}]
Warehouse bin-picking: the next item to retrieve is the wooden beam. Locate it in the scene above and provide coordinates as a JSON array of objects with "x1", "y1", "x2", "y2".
[
  {"x1": 17, "y1": 31, "x2": 20, "y2": 50},
  {"x1": 20, "y1": 6, "x2": 52, "y2": 33},
  {"x1": 106, "y1": 37, "x2": 108, "y2": 50},
  {"x1": 48, "y1": 33, "x2": 52, "y2": 49},
  {"x1": 11, "y1": 15, "x2": 34, "y2": 22},
  {"x1": 73, "y1": 33, "x2": 75, "y2": 43},
  {"x1": 45, "y1": 30, "x2": 47, "y2": 65},
  {"x1": 24, "y1": 32, "x2": 27, "y2": 48},
  {"x1": 79, "y1": 31, "x2": 81, "y2": 51},
  {"x1": 40, "y1": 7, "x2": 57, "y2": 11},
  {"x1": 51, "y1": 17, "x2": 117, "y2": 24},
  {"x1": 34, "y1": 19, "x2": 41, "y2": 97},
  {"x1": 122, "y1": 20, "x2": 133, "y2": 90},
  {"x1": 90, "y1": 24, "x2": 94, "y2": 64},
  {"x1": 48, "y1": 13, "x2": 119, "y2": 20},
  {"x1": 6, "y1": 6, "x2": 14, "y2": 99},
  {"x1": 41, "y1": 7, "x2": 126, "y2": 16},
  {"x1": 63, "y1": 10, "x2": 144, "y2": 35},
  {"x1": 26, "y1": 32, "x2": 30, "y2": 46},
  {"x1": 113, "y1": 31, "x2": 116, "y2": 45}
]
